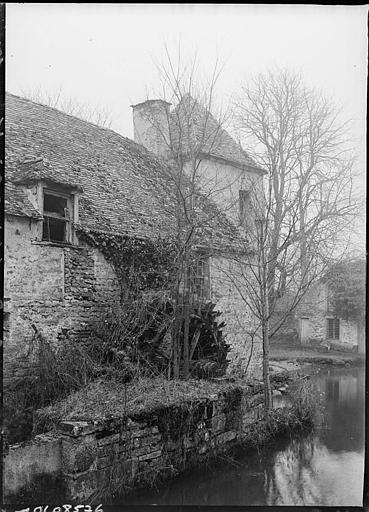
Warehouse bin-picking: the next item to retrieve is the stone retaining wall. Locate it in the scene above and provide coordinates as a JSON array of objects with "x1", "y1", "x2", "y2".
[{"x1": 4, "y1": 386, "x2": 265, "y2": 503}]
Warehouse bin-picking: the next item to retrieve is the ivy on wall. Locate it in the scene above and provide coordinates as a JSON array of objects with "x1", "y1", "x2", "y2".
[
  {"x1": 76, "y1": 227, "x2": 229, "y2": 379},
  {"x1": 77, "y1": 227, "x2": 177, "y2": 296}
]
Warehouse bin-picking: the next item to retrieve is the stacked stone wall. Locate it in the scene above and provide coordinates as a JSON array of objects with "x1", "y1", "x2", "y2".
[
  {"x1": 295, "y1": 283, "x2": 359, "y2": 347},
  {"x1": 4, "y1": 386, "x2": 265, "y2": 502},
  {"x1": 4, "y1": 216, "x2": 121, "y2": 384},
  {"x1": 5, "y1": 213, "x2": 265, "y2": 384},
  {"x1": 210, "y1": 255, "x2": 263, "y2": 379}
]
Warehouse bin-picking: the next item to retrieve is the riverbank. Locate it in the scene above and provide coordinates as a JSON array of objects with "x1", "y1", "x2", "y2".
[
  {"x1": 4, "y1": 374, "x2": 316, "y2": 504},
  {"x1": 270, "y1": 342, "x2": 365, "y2": 370},
  {"x1": 120, "y1": 365, "x2": 365, "y2": 506}
]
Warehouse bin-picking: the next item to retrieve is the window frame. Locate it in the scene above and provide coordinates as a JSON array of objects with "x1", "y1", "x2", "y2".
[
  {"x1": 327, "y1": 317, "x2": 340, "y2": 340},
  {"x1": 192, "y1": 256, "x2": 211, "y2": 301},
  {"x1": 42, "y1": 188, "x2": 74, "y2": 244}
]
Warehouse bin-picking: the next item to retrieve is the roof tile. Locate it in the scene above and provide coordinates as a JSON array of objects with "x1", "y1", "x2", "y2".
[{"x1": 5, "y1": 93, "x2": 241, "y2": 246}]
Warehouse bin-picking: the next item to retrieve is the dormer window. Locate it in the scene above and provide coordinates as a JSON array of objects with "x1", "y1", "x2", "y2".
[{"x1": 42, "y1": 190, "x2": 73, "y2": 243}]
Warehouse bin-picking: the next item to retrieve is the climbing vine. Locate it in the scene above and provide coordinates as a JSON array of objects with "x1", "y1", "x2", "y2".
[
  {"x1": 77, "y1": 227, "x2": 177, "y2": 296},
  {"x1": 76, "y1": 227, "x2": 229, "y2": 380},
  {"x1": 75, "y1": 227, "x2": 178, "y2": 377}
]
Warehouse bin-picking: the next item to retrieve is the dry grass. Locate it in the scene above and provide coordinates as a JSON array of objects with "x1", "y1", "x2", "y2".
[
  {"x1": 240, "y1": 379, "x2": 319, "y2": 449},
  {"x1": 4, "y1": 333, "x2": 100, "y2": 444},
  {"x1": 35, "y1": 376, "x2": 249, "y2": 430}
]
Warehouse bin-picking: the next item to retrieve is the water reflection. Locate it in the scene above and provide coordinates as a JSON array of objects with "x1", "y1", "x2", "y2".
[
  {"x1": 119, "y1": 366, "x2": 365, "y2": 506},
  {"x1": 267, "y1": 367, "x2": 365, "y2": 506},
  {"x1": 265, "y1": 433, "x2": 364, "y2": 505},
  {"x1": 315, "y1": 367, "x2": 365, "y2": 453}
]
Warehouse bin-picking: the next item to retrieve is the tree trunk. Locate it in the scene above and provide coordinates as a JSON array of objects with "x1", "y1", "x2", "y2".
[
  {"x1": 262, "y1": 317, "x2": 273, "y2": 412},
  {"x1": 183, "y1": 301, "x2": 190, "y2": 379},
  {"x1": 182, "y1": 251, "x2": 191, "y2": 379},
  {"x1": 262, "y1": 263, "x2": 273, "y2": 412},
  {"x1": 260, "y1": 219, "x2": 273, "y2": 412},
  {"x1": 172, "y1": 297, "x2": 180, "y2": 379},
  {"x1": 299, "y1": 195, "x2": 308, "y2": 288},
  {"x1": 173, "y1": 179, "x2": 184, "y2": 380}
]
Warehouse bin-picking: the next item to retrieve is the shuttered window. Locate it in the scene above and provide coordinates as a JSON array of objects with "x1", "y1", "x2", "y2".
[{"x1": 327, "y1": 318, "x2": 340, "y2": 340}]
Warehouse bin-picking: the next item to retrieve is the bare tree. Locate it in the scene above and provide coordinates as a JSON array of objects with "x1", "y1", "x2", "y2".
[
  {"x1": 137, "y1": 47, "x2": 245, "y2": 379},
  {"x1": 232, "y1": 70, "x2": 361, "y2": 299},
  {"x1": 21, "y1": 87, "x2": 113, "y2": 128},
  {"x1": 214, "y1": 173, "x2": 351, "y2": 411},
  {"x1": 215, "y1": 69, "x2": 363, "y2": 410}
]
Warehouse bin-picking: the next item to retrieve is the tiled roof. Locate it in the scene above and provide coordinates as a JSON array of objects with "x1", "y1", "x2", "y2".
[
  {"x1": 5, "y1": 93, "x2": 240, "y2": 245},
  {"x1": 5, "y1": 181, "x2": 43, "y2": 220},
  {"x1": 170, "y1": 94, "x2": 266, "y2": 174},
  {"x1": 13, "y1": 157, "x2": 83, "y2": 191}
]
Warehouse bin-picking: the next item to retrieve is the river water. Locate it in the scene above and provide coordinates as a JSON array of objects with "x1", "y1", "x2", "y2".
[{"x1": 120, "y1": 365, "x2": 365, "y2": 506}]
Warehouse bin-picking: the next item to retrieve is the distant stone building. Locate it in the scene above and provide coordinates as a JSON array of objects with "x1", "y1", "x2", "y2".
[
  {"x1": 4, "y1": 92, "x2": 266, "y2": 384},
  {"x1": 295, "y1": 280, "x2": 365, "y2": 353}
]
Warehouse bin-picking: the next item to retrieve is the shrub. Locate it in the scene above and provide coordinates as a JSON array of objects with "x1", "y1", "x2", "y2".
[
  {"x1": 4, "y1": 328, "x2": 99, "y2": 444},
  {"x1": 267, "y1": 378, "x2": 319, "y2": 435},
  {"x1": 89, "y1": 291, "x2": 173, "y2": 380},
  {"x1": 188, "y1": 302, "x2": 230, "y2": 378},
  {"x1": 90, "y1": 300, "x2": 230, "y2": 380}
]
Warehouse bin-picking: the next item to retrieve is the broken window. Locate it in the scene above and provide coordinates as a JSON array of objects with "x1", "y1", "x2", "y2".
[
  {"x1": 327, "y1": 317, "x2": 340, "y2": 340},
  {"x1": 192, "y1": 257, "x2": 210, "y2": 301},
  {"x1": 42, "y1": 190, "x2": 72, "y2": 243},
  {"x1": 239, "y1": 190, "x2": 251, "y2": 225}
]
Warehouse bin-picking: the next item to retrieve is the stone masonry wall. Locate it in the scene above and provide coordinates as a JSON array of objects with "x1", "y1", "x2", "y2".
[
  {"x1": 4, "y1": 215, "x2": 121, "y2": 384},
  {"x1": 61, "y1": 387, "x2": 264, "y2": 502},
  {"x1": 210, "y1": 255, "x2": 262, "y2": 379},
  {"x1": 5, "y1": 215, "x2": 263, "y2": 384},
  {"x1": 3, "y1": 386, "x2": 264, "y2": 502},
  {"x1": 295, "y1": 282, "x2": 359, "y2": 348},
  {"x1": 190, "y1": 158, "x2": 263, "y2": 225}
]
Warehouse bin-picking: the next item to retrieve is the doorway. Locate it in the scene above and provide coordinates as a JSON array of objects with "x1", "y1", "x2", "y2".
[{"x1": 299, "y1": 317, "x2": 311, "y2": 345}]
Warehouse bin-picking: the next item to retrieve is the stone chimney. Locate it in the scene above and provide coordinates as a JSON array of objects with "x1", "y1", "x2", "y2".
[{"x1": 131, "y1": 99, "x2": 171, "y2": 158}]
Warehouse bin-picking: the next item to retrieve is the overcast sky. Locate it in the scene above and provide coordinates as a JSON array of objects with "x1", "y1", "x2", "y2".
[
  {"x1": 5, "y1": 4, "x2": 367, "y2": 248},
  {"x1": 6, "y1": 4, "x2": 368, "y2": 139}
]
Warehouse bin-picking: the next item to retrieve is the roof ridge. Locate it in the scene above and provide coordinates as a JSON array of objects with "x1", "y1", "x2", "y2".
[
  {"x1": 172, "y1": 94, "x2": 265, "y2": 173},
  {"x1": 5, "y1": 91, "x2": 172, "y2": 167},
  {"x1": 6, "y1": 91, "x2": 124, "y2": 136}
]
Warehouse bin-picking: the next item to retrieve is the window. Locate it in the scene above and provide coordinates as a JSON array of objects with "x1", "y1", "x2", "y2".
[
  {"x1": 239, "y1": 190, "x2": 251, "y2": 225},
  {"x1": 327, "y1": 318, "x2": 340, "y2": 340},
  {"x1": 192, "y1": 257, "x2": 210, "y2": 301},
  {"x1": 42, "y1": 190, "x2": 72, "y2": 243}
]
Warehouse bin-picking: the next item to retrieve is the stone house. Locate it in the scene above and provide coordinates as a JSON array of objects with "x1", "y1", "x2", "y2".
[
  {"x1": 131, "y1": 94, "x2": 267, "y2": 362},
  {"x1": 4, "y1": 92, "x2": 266, "y2": 383},
  {"x1": 132, "y1": 95, "x2": 265, "y2": 225},
  {"x1": 295, "y1": 280, "x2": 365, "y2": 353}
]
